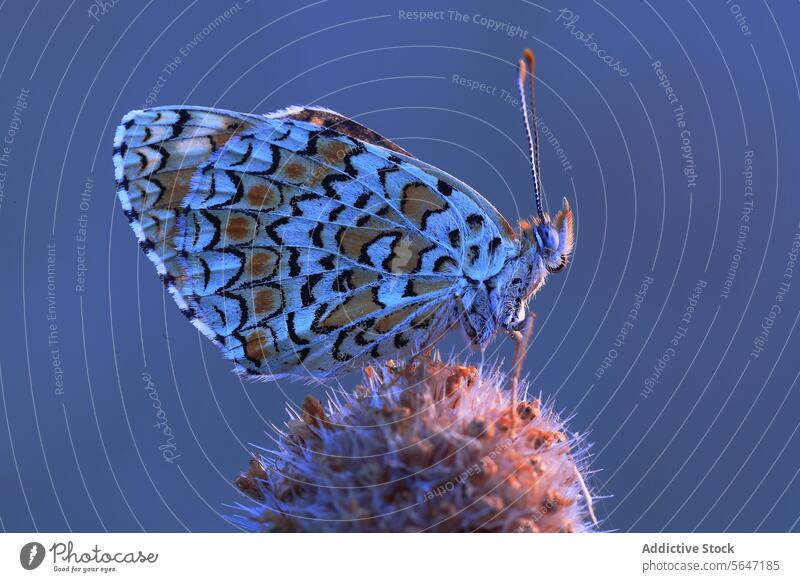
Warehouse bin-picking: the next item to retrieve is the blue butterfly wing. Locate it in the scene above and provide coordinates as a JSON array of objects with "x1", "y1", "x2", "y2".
[{"x1": 114, "y1": 106, "x2": 515, "y2": 379}]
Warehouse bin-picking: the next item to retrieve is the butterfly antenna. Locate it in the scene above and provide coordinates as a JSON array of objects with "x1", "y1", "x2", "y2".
[
  {"x1": 518, "y1": 49, "x2": 546, "y2": 223},
  {"x1": 524, "y1": 49, "x2": 545, "y2": 212}
]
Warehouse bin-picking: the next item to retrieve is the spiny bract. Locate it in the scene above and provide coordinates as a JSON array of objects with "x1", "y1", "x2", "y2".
[{"x1": 232, "y1": 355, "x2": 595, "y2": 532}]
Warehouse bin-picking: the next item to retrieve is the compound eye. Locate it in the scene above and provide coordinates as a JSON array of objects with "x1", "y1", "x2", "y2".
[{"x1": 536, "y1": 224, "x2": 560, "y2": 253}]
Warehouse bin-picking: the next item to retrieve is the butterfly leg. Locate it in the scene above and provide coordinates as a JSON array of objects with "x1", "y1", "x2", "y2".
[
  {"x1": 505, "y1": 329, "x2": 524, "y2": 342},
  {"x1": 454, "y1": 293, "x2": 478, "y2": 344},
  {"x1": 456, "y1": 288, "x2": 496, "y2": 348}
]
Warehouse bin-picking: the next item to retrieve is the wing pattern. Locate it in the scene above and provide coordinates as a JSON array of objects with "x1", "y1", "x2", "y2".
[{"x1": 114, "y1": 106, "x2": 517, "y2": 378}]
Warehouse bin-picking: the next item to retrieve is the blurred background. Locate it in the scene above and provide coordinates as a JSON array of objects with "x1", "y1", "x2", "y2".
[{"x1": 0, "y1": 0, "x2": 798, "y2": 532}]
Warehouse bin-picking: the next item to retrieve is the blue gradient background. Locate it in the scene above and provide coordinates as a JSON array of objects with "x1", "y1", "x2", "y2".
[{"x1": 0, "y1": 0, "x2": 798, "y2": 532}]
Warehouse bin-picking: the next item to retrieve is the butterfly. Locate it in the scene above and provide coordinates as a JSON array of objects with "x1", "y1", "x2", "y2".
[{"x1": 112, "y1": 49, "x2": 574, "y2": 380}]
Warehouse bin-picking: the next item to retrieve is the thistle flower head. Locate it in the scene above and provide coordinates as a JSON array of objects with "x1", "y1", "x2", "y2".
[{"x1": 232, "y1": 355, "x2": 595, "y2": 532}]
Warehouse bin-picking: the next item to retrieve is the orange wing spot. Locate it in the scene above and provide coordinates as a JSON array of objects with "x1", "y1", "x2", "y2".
[
  {"x1": 247, "y1": 183, "x2": 280, "y2": 209},
  {"x1": 401, "y1": 183, "x2": 446, "y2": 228},
  {"x1": 248, "y1": 250, "x2": 278, "y2": 278},
  {"x1": 350, "y1": 269, "x2": 381, "y2": 288},
  {"x1": 244, "y1": 332, "x2": 274, "y2": 362},
  {"x1": 411, "y1": 305, "x2": 438, "y2": 329},
  {"x1": 282, "y1": 161, "x2": 307, "y2": 181},
  {"x1": 213, "y1": 121, "x2": 252, "y2": 148},
  {"x1": 378, "y1": 206, "x2": 406, "y2": 224},
  {"x1": 375, "y1": 304, "x2": 419, "y2": 334},
  {"x1": 336, "y1": 227, "x2": 378, "y2": 260},
  {"x1": 323, "y1": 289, "x2": 384, "y2": 330},
  {"x1": 308, "y1": 165, "x2": 329, "y2": 187},
  {"x1": 319, "y1": 140, "x2": 351, "y2": 165},
  {"x1": 212, "y1": 132, "x2": 237, "y2": 149},
  {"x1": 353, "y1": 215, "x2": 386, "y2": 229},
  {"x1": 409, "y1": 279, "x2": 450, "y2": 296},
  {"x1": 153, "y1": 169, "x2": 194, "y2": 209},
  {"x1": 336, "y1": 227, "x2": 429, "y2": 274},
  {"x1": 253, "y1": 288, "x2": 278, "y2": 315},
  {"x1": 225, "y1": 215, "x2": 253, "y2": 241}
]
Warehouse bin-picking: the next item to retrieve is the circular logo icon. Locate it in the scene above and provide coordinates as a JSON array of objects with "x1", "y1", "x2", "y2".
[{"x1": 19, "y1": 542, "x2": 46, "y2": 570}]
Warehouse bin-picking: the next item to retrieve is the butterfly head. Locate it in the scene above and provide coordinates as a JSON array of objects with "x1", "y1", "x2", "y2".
[{"x1": 520, "y1": 197, "x2": 574, "y2": 275}]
